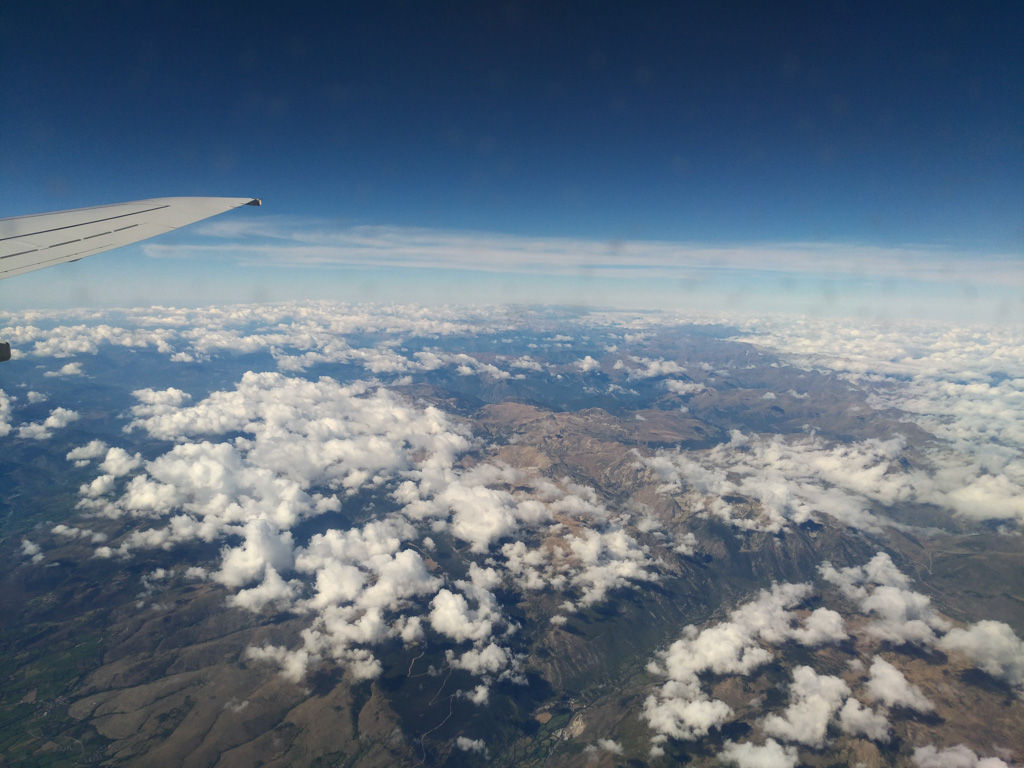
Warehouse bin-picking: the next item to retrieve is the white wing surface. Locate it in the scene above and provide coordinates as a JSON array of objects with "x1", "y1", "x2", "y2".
[{"x1": 0, "y1": 196, "x2": 260, "y2": 280}]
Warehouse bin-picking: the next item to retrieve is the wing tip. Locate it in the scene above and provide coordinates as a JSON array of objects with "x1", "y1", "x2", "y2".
[{"x1": 246, "y1": 198, "x2": 262, "y2": 206}]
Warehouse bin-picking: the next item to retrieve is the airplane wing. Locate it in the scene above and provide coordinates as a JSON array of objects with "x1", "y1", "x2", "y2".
[
  {"x1": 0, "y1": 196, "x2": 261, "y2": 280},
  {"x1": 0, "y1": 196, "x2": 260, "y2": 361}
]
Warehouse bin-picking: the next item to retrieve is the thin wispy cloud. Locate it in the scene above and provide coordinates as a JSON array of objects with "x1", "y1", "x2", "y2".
[{"x1": 146, "y1": 218, "x2": 1023, "y2": 287}]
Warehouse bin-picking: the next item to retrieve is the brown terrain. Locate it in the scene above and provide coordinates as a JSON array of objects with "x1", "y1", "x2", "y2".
[{"x1": 2, "y1": 342, "x2": 1022, "y2": 767}]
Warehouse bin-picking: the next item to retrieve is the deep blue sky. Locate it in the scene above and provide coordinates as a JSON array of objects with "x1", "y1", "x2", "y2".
[{"x1": 1, "y1": 1, "x2": 1021, "y2": 316}]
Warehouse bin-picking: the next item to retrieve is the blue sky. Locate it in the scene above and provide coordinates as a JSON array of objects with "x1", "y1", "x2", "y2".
[{"x1": 1, "y1": 2, "x2": 1021, "y2": 318}]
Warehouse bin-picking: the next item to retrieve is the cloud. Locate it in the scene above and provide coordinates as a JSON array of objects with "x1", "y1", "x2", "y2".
[
  {"x1": 643, "y1": 688, "x2": 733, "y2": 743},
  {"x1": 625, "y1": 357, "x2": 686, "y2": 379},
  {"x1": 430, "y1": 561, "x2": 527, "y2": 687},
  {"x1": 0, "y1": 389, "x2": 12, "y2": 437},
  {"x1": 44, "y1": 362, "x2": 84, "y2": 377},
  {"x1": 717, "y1": 739, "x2": 798, "y2": 768},
  {"x1": 17, "y1": 301, "x2": 1019, "y2": 533},
  {"x1": 27, "y1": 302, "x2": 1023, "y2": 746},
  {"x1": 820, "y1": 553, "x2": 950, "y2": 645},
  {"x1": 430, "y1": 587, "x2": 500, "y2": 644},
  {"x1": 672, "y1": 531, "x2": 698, "y2": 556},
  {"x1": 664, "y1": 379, "x2": 705, "y2": 395},
  {"x1": 8, "y1": 305, "x2": 536, "y2": 393},
  {"x1": 397, "y1": 459, "x2": 660, "y2": 610},
  {"x1": 67, "y1": 440, "x2": 108, "y2": 466},
  {"x1": 643, "y1": 582, "x2": 845, "y2": 744},
  {"x1": 509, "y1": 355, "x2": 543, "y2": 372},
  {"x1": 71, "y1": 357, "x2": 669, "y2": 689},
  {"x1": 71, "y1": 369, "x2": 502, "y2": 683},
  {"x1": 406, "y1": 464, "x2": 536, "y2": 554},
  {"x1": 102, "y1": 374, "x2": 470, "y2": 547},
  {"x1": 215, "y1": 519, "x2": 295, "y2": 589},
  {"x1": 647, "y1": 428, "x2": 942, "y2": 536},
  {"x1": 497, "y1": 520, "x2": 659, "y2": 610},
  {"x1": 21, "y1": 538, "x2": 44, "y2": 563},
  {"x1": 244, "y1": 644, "x2": 314, "y2": 684},
  {"x1": 455, "y1": 736, "x2": 486, "y2": 753},
  {"x1": 644, "y1": 551, "x2": 954, "y2": 754},
  {"x1": 166, "y1": 217, "x2": 1024, "y2": 288},
  {"x1": 17, "y1": 407, "x2": 80, "y2": 440},
  {"x1": 228, "y1": 566, "x2": 298, "y2": 612},
  {"x1": 762, "y1": 666, "x2": 850, "y2": 747},
  {"x1": 11, "y1": 322, "x2": 176, "y2": 359},
  {"x1": 643, "y1": 432, "x2": 897, "y2": 533},
  {"x1": 859, "y1": 586, "x2": 950, "y2": 646},
  {"x1": 286, "y1": 543, "x2": 442, "y2": 681},
  {"x1": 938, "y1": 621, "x2": 1024, "y2": 694},
  {"x1": 81, "y1": 474, "x2": 116, "y2": 498},
  {"x1": 567, "y1": 527, "x2": 659, "y2": 606},
  {"x1": 594, "y1": 738, "x2": 622, "y2": 754},
  {"x1": 99, "y1": 447, "x2": 143, "y2": 477},
  {"x1": 52, "y1": 524, "x2": 106, "y2": 543},
  {"x1": 837, "y1": 697, "x2": 890, "y2": 742},
  {"x1": 865, "y1": 656, "x2": 934, "y2": 712},
  {"x1": 732, "y1": 317, "x2": 1024, "y2": 525},
  {"x1": 448, "y1": 642, "x2": 511, "y2": 676},
  {"x1": 912, "y1": 744, "x2": 1010, "y2": 768}
]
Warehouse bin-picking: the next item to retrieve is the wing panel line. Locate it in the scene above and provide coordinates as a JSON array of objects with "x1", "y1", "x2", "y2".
[{"x1": 0, "y1": 204, "x2": 169, "y2": 242}]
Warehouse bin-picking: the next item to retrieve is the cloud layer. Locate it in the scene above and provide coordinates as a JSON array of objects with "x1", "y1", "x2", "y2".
[
  {"x1": 643, "y1": 552, "x2": 1024, "y2": 761},
  {"x1": 159, "y1": 218, "x2": 1024, "y2": 289},
  {"x1": 60, "y1": 366, "x2": 662, "y2": 698},
  {"x1": 4, "y1": 302, "x2": 1022, "y2": 763}
]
